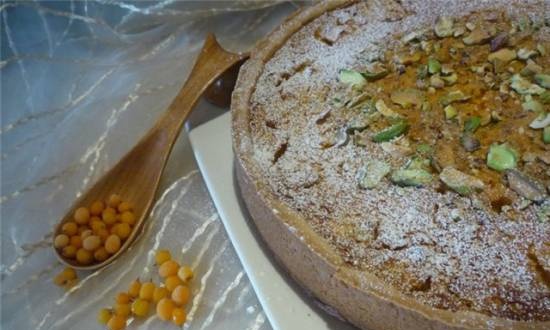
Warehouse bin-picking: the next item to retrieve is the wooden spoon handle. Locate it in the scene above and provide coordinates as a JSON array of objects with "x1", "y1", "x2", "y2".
[{"x1": 148, "y1": 34, "x2": 247, "y2": 158}]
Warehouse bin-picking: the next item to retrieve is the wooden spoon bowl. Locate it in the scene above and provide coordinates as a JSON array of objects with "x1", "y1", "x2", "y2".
[{"x1": 53, "y1": 34, "x2": 248, "y2": 270}]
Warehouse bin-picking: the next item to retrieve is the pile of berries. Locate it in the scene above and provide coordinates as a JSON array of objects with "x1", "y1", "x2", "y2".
[{"x1": 97, "y1": 249, "x2": 194, "y2": 329}]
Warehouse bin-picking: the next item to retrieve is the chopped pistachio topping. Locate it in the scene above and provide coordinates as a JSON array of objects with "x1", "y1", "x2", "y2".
[
  {"x1": 517, "y1": 48, "x2": 538, "y2": 60},
  {"x1": 510, "y1": 74, "x2": 546, "y2": 95},
  {"x1": 522, "y1": 100, "x2": 543, "y2": 113},
  {"x1": 543, "y1": 127, "x2": 550, "y2": 144},
  {"x1": 416, "y1": 143, "x2": 433, "y2": 155},
  {"x1": 505, "y1": 170, "x2": 546, "y2": 202},
  {"x1": 395, "y1": 52, "x2": 421, "y2": 65},
  {"x1": 534, "y1": 73, "x2": 550, "y2": 88},
  {"x1": 339, "y1": 69, "x2": 366, "y2": 88},
  {"x1": 356, "y1": 159, "x2": 391, "y2": 189},
  {"x1": 428, "y1": 58, "x2": 441, "y2": 74},
  {"x1": 440, "y1": 167, "x2": 485, "y2": 195},
  {"x1": 362, "y1": 62, "x2": 389, "y2": 81},
  {"x1": 529, "y1": 112, "x2": 550, "y2": 129},
  {"x1": 487, "y1": 143, "x2": 517, "y2": 172},
  {"x1": 461, "y1": 133, "x2": 480, "y2": 152},
  {"x1": 487, "y1": 48, "x2": 516, "y2": 63},
  {"x1": 520, "y1": 60, "x2": 543, "y2": 77},
  {"x1": 371, "y1": 120, "x2": 409, "y2": 142},
  {"x1": 416, "y1": 65, "x2": 428, "y2": 79},
  {"x1": 440, "y1": 90, "x2": 471, "y2": 105},
  {"x1": 391, "y1": 168, "x2": 433, "y2": 187},
  {"x1": 434, "y1": 16, "x2": 454, "y2": 38},
  {"x1": 430, "y1": 75, "x2": 445, "y2": 88},
  {"x1": 374, "y1": 99, "x2": 400, "y2": 118},
  {"x1": 541, "y1": 91, "x2": 550, "y2": 104},
  {"x1": 444, "y1": 105, "x2": 458, "y2": 120},
  {"x1": 441, "y1": 73, "x2": 458, "y2": 85},
  {"x1": 462, "y1": 25, "x2": 495, "y2": 45},
  {"x1": 464, "y1": 116, "x2": 481, "y2": 132},
  {"x1": 390, "y1": 88, "x2": 425, "y2": 108}
]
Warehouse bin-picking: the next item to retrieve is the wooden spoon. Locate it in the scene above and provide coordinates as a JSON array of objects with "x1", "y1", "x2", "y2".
[{"x1": 53, "y1": 34, "x2": 248, "y2": 270}]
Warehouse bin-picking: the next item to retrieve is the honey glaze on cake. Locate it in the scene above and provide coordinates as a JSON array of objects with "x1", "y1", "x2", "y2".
[{"x1": 248, "y1": 0, "x2": 550, "y2": 321}]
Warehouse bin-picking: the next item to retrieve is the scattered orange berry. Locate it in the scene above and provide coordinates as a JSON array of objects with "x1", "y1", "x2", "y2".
[
  {"x1": 70, "y1": 235, "x2": 82, "y2": 249},
  {"x1": 97, "y1": 308, "x2": 112, "y2": 325},
  {"x1": 94, "y1": 247, "x2": 109, "y2": 262},
  {"x1": 139, "y1": 281, "x2": 155, "y2": 301},
  {"x1": 131, "y1": 298, "x2": 150, "y2": 317},
  {"x1": 120, "y1": 211, "x2": 135, "y2": 226},
  {"x1": 115, "y1": 292, "x2": 131, "y2": 305},
  {"x1": 156, "y1": 298, "x2": 175, "y2": 321},
  {"x1": 171, "y1": 285, "x2": 190, "y2": 305},
  {"x1": 155, "y1": 249, "x2": 171, "y2": 266},
  {"x1": 172, "y1": 307, "x2": 186, "y2": 326},
  {"x1": 102, "y1": 208, "x2": 117, "y2": 225},
  {"x1": 106, "y1": 314, "x2": 126, "y2": 330},
  {"x1": 165, "y1": 275, "x2": 183, "y2": 292},
  {"x1": 112, "y1": 223, "x2": 131, "y2": 240},
  {"x1": 153, "y1": 286, "x2": 169, "y2": 303},
  {"x1": 159, "y1": 260, "x2": 179, "y2": 278},
  {"x1": 128, "y1": 279, "x2": 141, "y2": 298},
  {"x1": 177, "y1": 266, "x2": 193, "y2": 283},
  {"x1": 62, "y1": 245, "x2": 77, "y2": 258}
]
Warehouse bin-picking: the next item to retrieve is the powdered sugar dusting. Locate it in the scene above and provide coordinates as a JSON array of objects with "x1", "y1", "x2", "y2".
[{"x1": 247, "y1": 0, "x2": 550, "y2": 321}]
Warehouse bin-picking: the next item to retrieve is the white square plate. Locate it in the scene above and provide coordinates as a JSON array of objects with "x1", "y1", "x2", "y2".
[{"x1": 189, "y1": 113, "x2": 357, "y2": 330}]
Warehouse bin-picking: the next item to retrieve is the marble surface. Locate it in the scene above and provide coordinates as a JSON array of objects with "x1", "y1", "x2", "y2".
[{"x1": 0, "y1": 1, "x2": 305, "y2": 329}]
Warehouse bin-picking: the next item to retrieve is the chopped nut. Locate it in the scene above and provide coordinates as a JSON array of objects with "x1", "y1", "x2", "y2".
[
  {"x1": 505, "y1": 170, "x2": 546, "y2": 202},
  {"x1": 391, "y1": 168, "x2": 433, "y2": 187},
  {"x1": 517, "y1": 48, "x2": 538, "y2": 60},
  {"x1": 391, "y1": 88, "x2": 425, "y2": 107},
  {"x1": 510, "y1": 74, "x2": 546, "y2": 95},
  {"x1": 441, "y1": 73, "x2": 458, "y2": 86},
  {"x1": 440, "y1": 167, "x2": 485, "y2": 195},
  {"x1": 428, "y1": 58, "x2": 441, "y2": 74},
  {"x1": 488, "y1": 48, "x2": 517, "y2": 63},
  {"x1": 490, "y1": 32, "x2": 508, "y2": 52},
  {"x1": 444, "y1": 105, "x2": 458, "y2": 120},
  {"x1": 487, "y1": 143, "x2": 518, "y2": 172},
  {"x1": 463, "y1": 25, "x2": 496, "y2": 45},
  {"x1": 440, "y1": 90, "x2": 471, "y2": 105},
  {"x1": 434, "y1": 16, "x2": 454, "y2": 38},
  {"x1": 534, "y1": 73, "x2": 550, "y2": 88},
  {"x1": 339, "y1": 69, "x2": 366, "y2": 88},
  {"x1": 375, "y1": 99, "x2": 400, "y2": 118},
  {"x1": 529, "y1": 112, "x2": 549, "y2": 129},
  {"x1": 520, "y1": 59, "x2": 543, "y2": 77},
  {"x1": 356, "y1": 159, "x2": 391, "y2": 189},
  {"x1": 430, "y1": 75, "x2": 445, "y2": 88}
]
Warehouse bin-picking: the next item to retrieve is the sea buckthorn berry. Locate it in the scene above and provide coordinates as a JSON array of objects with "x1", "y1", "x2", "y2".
[
  {"x1": 128, "y1": 279, "x2": 141, "y2": 298},
  {"x1": 90, "y1": 201, "x2": 105, "y2": 216},
  {"x1": 171, "y1": 285, "x2": 190, "y2": 306},
  {"x1": 61, "y1": 267, "x2": 77, "y2": 280},
  {"x1": 113, "y1": 223, "x2": 131, "y2": 240},
  {"x1": 97, "y1": 228, "x2": 110, "y2": 242},
  {"x1": 102, "y1": 208, "x2": 117, "y2": 225},
  {"x1": 155, "y1": 249, "x2": 171, "y2": 266},
  {"x1": 70, "y1": 235, "x2": 82, "y2": 249},
  {"x1": 77, "y1": 226, "x2": 88, "y2": 235},
  {"x1": 108, "y1": 194, "x2": 122, "y2": 208},
  {"x1": 165, "y1": 276, "x2": 183, "y2": 292},
  {"x1": 153, "y1": 286, "x2": 169, "y2": 303},
  {"x1": 54, "y1": 234, "x2": 69, "y2": 249},
  {"x1": 105, "y1": 235, "x2": 121, "y2": 254},
  {"x1": 116, "y1": 292, "x2": 131, "y2": 304},
  {"x1": 131, "y1": 298, "x2": 150, "y2": 317},
  {"x1": 117, "y1": 201, "x2": 132, "y2": 213},
  {"x1": 139, "y1": 281, "x2": 155, "y2": 301},
  {"x1": 90, "y1": 219, "x2": 106, "y2": 232},
  {"x1": 97, "y1": 308, "x2": 112, "y2": 325},
  {"x1": 114, "y1": 303, "x2": 131, "y2": 317},
  {"x1": 94, "y1": 247, "x2": 109, "y2": 262},
  {"x1": 53, "y1": 273, "x2": 66, "y2": 286},
  {"x1": 156, "y1": 298, "x2": 174, "y2": 321},
  {"x1": 177, "y1": 266, "x2": 193, "y2": 283},
  {"x1": 172, "y1": 307, "x2": 186, "y2": 326},
  {"x1": 76, "y1": 248, "x2": 92, "y2": 265},
  {"x1": 62, "y1": 245, "x2": 77, "y2": 258},
  {"x1": 120, "y1": 211, "x2": 136, "y2": 226},
  {"x1": 61, "y1": 222, "x2": 78, "y2": 236},
  {"x1": 81, "y1": 229, "x2": 93, "y2": 239},
  {"x1": 74, "y1": 207, "x2": 90, "y2": 225},
  {"x1": 106, "y1": 314, "x2": 126, "y2": 330},
  {"x1": 83, "y1": 235, "x2": 101, "y2": 251},
  {"x1": 159, "y1": 260, "x2": 179, "y2": 278}
]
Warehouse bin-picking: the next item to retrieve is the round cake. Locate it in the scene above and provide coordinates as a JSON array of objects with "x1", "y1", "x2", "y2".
[{"x1": 232, "y1": 0, "x2": 550, "y2": 329}]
